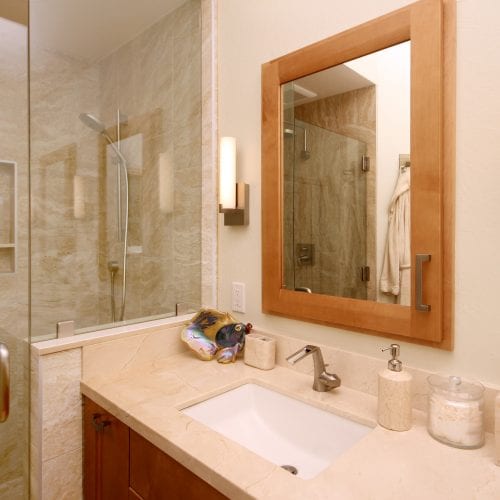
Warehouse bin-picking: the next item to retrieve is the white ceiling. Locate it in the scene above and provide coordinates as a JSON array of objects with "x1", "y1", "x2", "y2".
[
  {"x1": 29, "y1": 0, "x2": 187, "y2": 63},
  {"x1": 294, "y1": 64, "x2": 374, "y2": 106}
]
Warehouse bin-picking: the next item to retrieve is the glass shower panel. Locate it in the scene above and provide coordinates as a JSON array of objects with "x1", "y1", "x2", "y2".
[
  {"x1": 29, "y1": 0, "x2": 203, "y2": 340},
  {"x1": 288, "y1": 119, "x2": 368, "y2": 299},
  {"x1": 0, "y1": 7, "x2": 30, "y2": 499}
]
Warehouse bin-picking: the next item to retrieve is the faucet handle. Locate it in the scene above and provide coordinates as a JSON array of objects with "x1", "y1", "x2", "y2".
[{"x1": 286, "y1": 345, "x2": 315, "y2": 365}]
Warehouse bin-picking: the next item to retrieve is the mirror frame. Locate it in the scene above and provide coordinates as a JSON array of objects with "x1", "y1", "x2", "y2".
[{"x1": 261, "y1": 0, "x2": 455, "y2": 349}]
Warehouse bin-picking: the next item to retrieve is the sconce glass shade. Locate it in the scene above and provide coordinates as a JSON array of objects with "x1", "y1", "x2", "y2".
[{"x1": 219, "y1": 136, "x2": 236, "y2": 209}]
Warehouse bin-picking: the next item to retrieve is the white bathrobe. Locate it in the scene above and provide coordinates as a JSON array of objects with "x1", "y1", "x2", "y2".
[{"x1": 380, "y1": 169, "x2": 411, "y2": 305}]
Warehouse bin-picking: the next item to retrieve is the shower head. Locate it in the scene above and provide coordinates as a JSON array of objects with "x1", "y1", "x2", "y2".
[
  {"x1": 79, "y1": 113, "x2": 106, "y2": 133},
  {"x1": 79, "y1": 112, "x2": 127, "y2": 166}
]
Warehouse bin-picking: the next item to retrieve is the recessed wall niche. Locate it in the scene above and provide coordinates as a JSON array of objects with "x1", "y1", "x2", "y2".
[{"x1": 0, "y1": 160, "x2": 16, "y2": 273}]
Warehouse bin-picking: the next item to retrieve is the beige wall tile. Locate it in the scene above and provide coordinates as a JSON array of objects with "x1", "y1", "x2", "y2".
[{"x1": 41, "y1": 448, "x2": 83, "y2": 500}]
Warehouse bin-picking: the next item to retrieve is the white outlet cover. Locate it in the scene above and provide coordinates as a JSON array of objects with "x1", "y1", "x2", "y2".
[{"x1": 232, "y1": 282, "x2": 245, "y2": 313}]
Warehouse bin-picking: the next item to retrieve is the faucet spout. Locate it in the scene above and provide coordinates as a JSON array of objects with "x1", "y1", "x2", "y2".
[
  {"x1": 286, "y1": 345, "x2": 317, "y2": 365},
  {"x1": 286, "y1": 345, "x2": 341, "y2": 392}
]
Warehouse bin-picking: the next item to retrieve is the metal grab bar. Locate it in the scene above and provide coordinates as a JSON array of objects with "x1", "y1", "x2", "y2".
[
  {"x1": 0, "y1": 343, "x2": 9, "y2": 423},
  {"x1": 415, "y1": 254, "x2": 431, "y2": 312}
]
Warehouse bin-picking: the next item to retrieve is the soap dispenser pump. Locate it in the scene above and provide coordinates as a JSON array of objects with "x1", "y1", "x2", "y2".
[{"x1": 377, "y1": 344, "x2": 412, "y2": 431}]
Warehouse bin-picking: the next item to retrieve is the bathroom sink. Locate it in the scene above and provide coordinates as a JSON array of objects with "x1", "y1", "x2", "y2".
[{"x1": 181, "y1": 383, "x2": 371, "y2": 479}]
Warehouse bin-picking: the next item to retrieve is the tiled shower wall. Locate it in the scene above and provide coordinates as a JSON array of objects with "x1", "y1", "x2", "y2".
[
  {"x1": 0, "y1": 16, "x2": 29, "y2": 500},
  {"x1": 30, "y1": 0, "x2": 206, "y2": 340},
  {"x1": 30, "y1": 44, "x2": 101, "y2": 337},
  {"x1": 96, "y1": 0, "x2": 203, "y2": 323}
]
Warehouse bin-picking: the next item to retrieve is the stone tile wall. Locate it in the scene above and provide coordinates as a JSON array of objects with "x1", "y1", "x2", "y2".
[{"x1": 0, "y1": 16, "x2": 29, "y2": 500}]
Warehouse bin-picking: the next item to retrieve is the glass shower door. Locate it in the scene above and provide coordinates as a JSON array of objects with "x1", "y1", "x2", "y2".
[
  {"x1": 29, "y1": 0, "x2": 204, "y2": 342},
  {"x1": 282, "y1": 110, "x2": 369, "y2": 299},
  {"x1": 291, "y1": 120, "x2": 368, "y2": 299},
  {"x1": 0, "y1": 4, "x2": 30, "y2": 499}
]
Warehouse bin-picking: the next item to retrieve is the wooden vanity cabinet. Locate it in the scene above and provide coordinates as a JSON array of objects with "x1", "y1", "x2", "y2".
[
  {"x1": 83, "y1": 397, "x2": 129, "y2": 500},
  {"x1": 83, "y1": 397, "x2": 227, "y2": 500},
  {"x1": 129, "y1": 429, "x2": 226, "y2": 500}
]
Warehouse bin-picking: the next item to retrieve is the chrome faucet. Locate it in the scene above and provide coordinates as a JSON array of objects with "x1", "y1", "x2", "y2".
[{"x1": 286, "y1": 345, "x2": 341, "y2": 392}]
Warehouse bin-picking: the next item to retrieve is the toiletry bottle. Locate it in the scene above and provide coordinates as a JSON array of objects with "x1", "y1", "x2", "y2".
[{"x1": 377, "y1": 344, "x2": 412, "y2": 431}]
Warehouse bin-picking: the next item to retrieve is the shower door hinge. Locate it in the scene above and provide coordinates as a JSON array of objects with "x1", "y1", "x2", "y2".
[
  {"x1": 175, "y1": 303, "x2": 191, "y2": 316},
  {"x1": 57, "y1": 320, "x2": 75, "y2": 338},
  {"x1": 361, "y1": 155, "x2": 370, "y2": 172},
  {"x1": 361, "y1": 266, "x2": 371, "y2": 282}
]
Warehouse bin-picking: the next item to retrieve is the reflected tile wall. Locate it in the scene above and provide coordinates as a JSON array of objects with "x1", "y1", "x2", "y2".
[
  {"x1": 294, "y1": 86, "x2": 376, "y2": 299},
  {"x1": 291, "y1": 122, "x2": 368, "y2": 299}
]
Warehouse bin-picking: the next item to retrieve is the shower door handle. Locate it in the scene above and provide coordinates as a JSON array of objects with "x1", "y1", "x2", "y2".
[
  {"x1": 415, "y1": 254, "x2": 431, "y2": 312},
  {"x1": 0, "y1": 343, "x2": 9, "y2": 423}
]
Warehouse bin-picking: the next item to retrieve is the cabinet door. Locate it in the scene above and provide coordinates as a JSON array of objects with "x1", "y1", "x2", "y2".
[
  {"x1": 130, "y1": 430, "x2": 227, "y2": 500},
  {"x1": 83, "y1": 396, "x2": 130, "y2": 500}
]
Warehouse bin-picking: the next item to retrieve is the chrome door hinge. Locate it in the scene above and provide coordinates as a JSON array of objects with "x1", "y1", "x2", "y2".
[
  {"x1": 361, "y1": 155, "x2": 370, "y2": 172},
  {"x1": 361, "y1": 266, "x2": 371, "y2": 282}
]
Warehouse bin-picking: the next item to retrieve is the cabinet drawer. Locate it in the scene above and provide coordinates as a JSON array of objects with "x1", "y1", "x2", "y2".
[{"x1": 129, "y1": 430, "x2": 226, "y2": 500}]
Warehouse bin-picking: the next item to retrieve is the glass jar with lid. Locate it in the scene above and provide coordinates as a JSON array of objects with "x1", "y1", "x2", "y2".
[{"x1": 427, "y1": 374, "x2": 484, "y2": 449}]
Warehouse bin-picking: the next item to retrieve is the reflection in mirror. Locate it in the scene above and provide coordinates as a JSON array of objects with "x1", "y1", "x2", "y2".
[{"x1": 282, "y1": 41, "x2": 410, "y2": 305}]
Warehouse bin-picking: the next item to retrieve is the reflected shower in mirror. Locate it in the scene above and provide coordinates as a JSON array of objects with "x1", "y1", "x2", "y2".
[{"x1": 282, "y1": 41, "x2": 411, "y2": 305}]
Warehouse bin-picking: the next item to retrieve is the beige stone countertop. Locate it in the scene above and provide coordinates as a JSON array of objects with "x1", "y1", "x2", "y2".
[{"x1": 81, "y1": 352, "x2": 500, "y2": 500}]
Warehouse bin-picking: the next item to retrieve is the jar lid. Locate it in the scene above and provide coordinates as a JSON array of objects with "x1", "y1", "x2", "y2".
[{"x1": 427, "y1": 374, "x2": 484, "y2": 401}]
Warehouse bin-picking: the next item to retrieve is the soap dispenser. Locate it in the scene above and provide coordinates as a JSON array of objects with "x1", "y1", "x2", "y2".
[{"x1": 377, "y1": 344, "x2": 412, "y2": 431}]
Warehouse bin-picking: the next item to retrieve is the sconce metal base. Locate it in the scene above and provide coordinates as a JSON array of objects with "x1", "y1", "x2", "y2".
[{"x1": 219, "y1": 182, "x2": 249, "y2": 226}]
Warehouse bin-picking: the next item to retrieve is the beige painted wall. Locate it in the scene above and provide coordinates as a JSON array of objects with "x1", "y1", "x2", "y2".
[{"x1": 218, "y1": 0, "x2": 500, "y2": 386}]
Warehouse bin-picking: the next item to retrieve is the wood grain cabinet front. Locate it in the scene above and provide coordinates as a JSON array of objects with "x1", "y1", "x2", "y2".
[
  {"x1": 83, "y1": 396, "x2": 227, "y2": 500},
  {"x1": 83, "y1": 397, "x2": 129, "y2": 500}
]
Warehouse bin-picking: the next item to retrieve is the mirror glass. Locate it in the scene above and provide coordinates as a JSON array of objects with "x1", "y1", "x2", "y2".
[{"x1": 282, "y1": 41, "x2": 411, "y2": 305}]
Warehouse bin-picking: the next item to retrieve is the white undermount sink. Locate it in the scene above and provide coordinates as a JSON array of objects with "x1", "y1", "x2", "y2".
[{"x1": 181, "y1": 383, "x2": 372, "y2": 479}]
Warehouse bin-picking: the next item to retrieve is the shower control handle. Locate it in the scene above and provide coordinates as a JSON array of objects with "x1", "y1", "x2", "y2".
[
  {"x1": 0, "y1": 343, "x2": 9, "y2": 423},
  {"x1": 415, "y1": 254, "x2": 431, "y2": 312}
]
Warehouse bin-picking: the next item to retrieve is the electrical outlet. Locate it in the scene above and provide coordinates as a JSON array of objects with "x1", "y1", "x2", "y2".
[{"x1": 231, "y1": 282, "x2": 245, "y2": 313}]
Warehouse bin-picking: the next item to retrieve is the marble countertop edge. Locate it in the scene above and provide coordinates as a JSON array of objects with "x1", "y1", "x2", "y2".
[{"x1": 80, "y1": 353, "x2": 500, "y2": 500}]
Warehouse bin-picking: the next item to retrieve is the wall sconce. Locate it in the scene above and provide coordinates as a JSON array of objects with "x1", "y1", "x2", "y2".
[{"x1": 219, "y1": 136, "x2": 249, "y2": 226}]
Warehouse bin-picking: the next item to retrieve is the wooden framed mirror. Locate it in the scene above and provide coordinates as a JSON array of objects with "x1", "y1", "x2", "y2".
[{"x1": 261, "y1": 0, "x2": 455, "y2": 349}]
